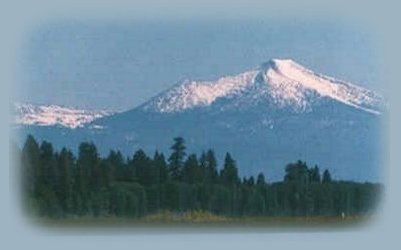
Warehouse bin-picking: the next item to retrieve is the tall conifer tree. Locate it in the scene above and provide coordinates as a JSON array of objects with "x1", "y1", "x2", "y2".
[{"x1": 168, "y1": 137, "x2": 186, "y2": 180}]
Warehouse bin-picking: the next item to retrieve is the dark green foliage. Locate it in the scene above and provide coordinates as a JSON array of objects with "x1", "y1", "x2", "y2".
[
  {"x1": 309, "y1": 165, "x2": 321, "y2": 183},
  {"x1": 153, "y1": 151, "x2": 168, "y2": 184},
  {"x1": 220, "y1": 153, "x2": 240, "y2": 186},
  {"x1": 204, "y1": 150, "x2": 218, "y2": 183},
  {"x1": 322, "y1": 169, "x2": 333, "y2": 184},
  {"x1": 284, "y1": 160, "x2": 309, "y2": 184},
  {"x1": 108, "y1": 182, "x2": 147, "y2": 217},
  {"x1": 21, "y1": 135, "x2": 40, "y2": 201},
  {"x1": 168, "y1": 137, "x2": 186, "y2": 181},
  {"x1": 104, "y1": 150, "x2": 125, "y2": 183},
  {"x1": 130, "y1": 149, "x2": 153, "y2": 186},
  {"x1": 57, "y1": 148, "x2": 74, "y2": 215},
  {"x1": 19, "y1": 135, "x2": 383, "y2": 219},
  {"x1": 257, "y1": 173, "x2": 266, "y2": 186},
  {"x1": 183, "y1": 154, "x2": 202, "y2": 184},
  {"x1": 75, "y1": 142, "x2": 100, "y2": 214}
]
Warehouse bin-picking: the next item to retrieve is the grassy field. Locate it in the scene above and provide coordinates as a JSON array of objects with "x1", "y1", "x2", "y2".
[{"x1": 29, "y1": 211, "x2": 378, "y2": 232}]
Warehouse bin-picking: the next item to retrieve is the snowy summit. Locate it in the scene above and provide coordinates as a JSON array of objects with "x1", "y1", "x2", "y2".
[{"x1": 141, "y1": 59, "x2": 383, "y2": 115}]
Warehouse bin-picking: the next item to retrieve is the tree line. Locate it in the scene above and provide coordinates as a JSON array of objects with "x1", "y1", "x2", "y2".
[{"x1": 16, "y1": 135, "x2": 382, "y2": 219}]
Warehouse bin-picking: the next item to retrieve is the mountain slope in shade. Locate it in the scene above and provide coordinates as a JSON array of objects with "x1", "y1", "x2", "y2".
[
  {"x1": 13, "y1": 103, "x2": 112, "y2": 129},
  {"x1": 14, "y1": 59, "x2": 386, "y2": 182}
]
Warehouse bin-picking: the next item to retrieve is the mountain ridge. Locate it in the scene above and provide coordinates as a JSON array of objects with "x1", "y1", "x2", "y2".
[
  {"x1": 13, "y1": 102, "x2": 112, "y2": 129},
  {"x1": 139, "y1": 59, "x2": 383, "y2": 115}
]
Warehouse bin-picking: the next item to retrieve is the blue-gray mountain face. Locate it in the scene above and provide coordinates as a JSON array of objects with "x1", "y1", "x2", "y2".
[{"x1": 14, "y1": 59, "x2": 386, "y2": 181}]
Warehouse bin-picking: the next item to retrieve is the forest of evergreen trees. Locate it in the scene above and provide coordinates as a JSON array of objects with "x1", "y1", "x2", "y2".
[{"x1": 16, "y1": 135, "x2": 382, "y2": 219}]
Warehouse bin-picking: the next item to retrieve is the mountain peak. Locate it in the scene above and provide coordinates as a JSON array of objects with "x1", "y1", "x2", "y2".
[
  {"x1": 261, "y1": 59, "x2": 383, "y2": 114},
  {"x1": 260, "y1": 58, "x2": 296, "y2": 70},
  {"x1": 13, "y1": 103, "x2": 112, "y2": 129},
  {"x1": 140, "y1": 59, "x2": 384, "y2": 115}
]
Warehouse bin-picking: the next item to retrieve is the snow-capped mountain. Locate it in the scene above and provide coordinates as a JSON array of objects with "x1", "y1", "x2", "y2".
[
  {"x1": 13, "y1": 103, "x2": 111, "y2": 129},
  {"x1": 141, "y1": 70, "x2": 258, "y2": 113},
  {"x1": 14, "y1": 59, "x2": 386, "y2": 181},
  {"x1": 141, "y1": 59, "x2": 384, "y2": 115}
]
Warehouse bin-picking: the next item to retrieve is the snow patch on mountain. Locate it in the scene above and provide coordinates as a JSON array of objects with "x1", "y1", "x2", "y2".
[
  {"x1": 13, "y1": 103, "x2": 111, "y2": 129},
  {"x1": 141, "y1": 71, "x2": 258, "y2": 113},
  {"x1": 141, "y1": 59, "x2": 383, "y2": 115},
  {"x1": 263, "y1": 59, "x2": 383, "y2": 114}
]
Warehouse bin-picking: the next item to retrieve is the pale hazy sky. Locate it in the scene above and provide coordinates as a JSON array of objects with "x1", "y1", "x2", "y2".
[{"x1": 18, "y1": 20, "x2": 380, "y2": 111}]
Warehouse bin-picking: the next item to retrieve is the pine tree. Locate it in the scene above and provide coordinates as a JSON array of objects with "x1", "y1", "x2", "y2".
[
  {"x1": 76, "y1": 142, "x2": 99, "y2": 213},
  {"x1": 39, "y1": 141, "x2": 58, "y2": 191},
  {"x1": 153, "y1": 151, "x2": 168, "y2": 184},
  {"x1": 248, "y1": 176, "x2": 255, "y2": 186},
  {"x1": 309, "y1": 165, "x2": 321, "y2": 183},
  {"x1": 168, "y1": 137, "x2": 186, "y2": 181},
  {"x1": 199, "y1": 151, "x2": 208, "y2": 180},
  {"x1": 21, "y1": 135, "x2": 41, "y2": 197},
  {"x1": 131, "y1": 149, "x2": 152, "y2": 186},
  {"x1": 183, "y1": 154, "x2": 201, "y2": 184},
  {"x1": 257, "y1": 173, "x2": 266, "y2": 186},
  {"x1": 57, "y1": 148, "x2": 74, "y2": 215},
  {"x1": 322, "y1": 169, "x2": 332, "y2": 184},
  {"x1": 106, "y1": 150, "x2": 125, "y2": 182},
  {"x1": 205, "y1": 149, "x2": 218, "y2": 183},
  {"x1": 220, "y1": 153, "x2": 240, "y2": 186},
  {"x1": 284, "y1": 160, "x2": 309, "y2": 184},
  {"x1": 36, "y1": 141, "x2": 63, "y2": 217}
]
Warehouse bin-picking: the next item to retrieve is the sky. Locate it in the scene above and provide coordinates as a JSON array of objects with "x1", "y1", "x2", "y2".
[{"x1": 17, "y1": 19, "x2": 380, "y2": 111}]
